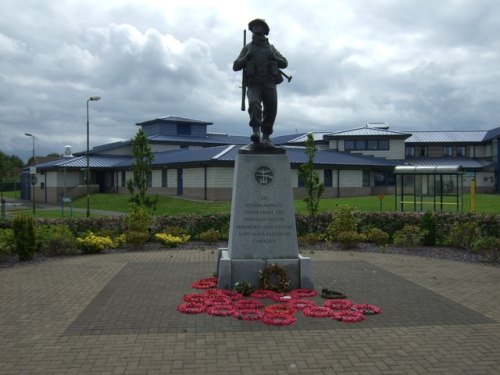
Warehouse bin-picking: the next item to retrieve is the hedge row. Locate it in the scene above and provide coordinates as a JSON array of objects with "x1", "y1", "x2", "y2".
[{"x1": 1, "y1": 211, "x2": 498, "y2": 240}]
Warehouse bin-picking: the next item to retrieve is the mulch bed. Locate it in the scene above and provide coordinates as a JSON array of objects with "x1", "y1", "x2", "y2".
[{"x1": 0, "y1": 241, "x2": 496, "y2": 269}]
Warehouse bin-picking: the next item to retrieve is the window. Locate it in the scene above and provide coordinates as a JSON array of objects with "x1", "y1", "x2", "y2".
[
  {"x1": 378, "y1": 140, "x2": 389, "y2": 150},
  {"x1": 344, "y1": 140, "x2": 355, "y2": 150},
  {"x1": 406, "y1": 147, "x2": 415, "y2": 157},
  {"x1": 443, "y1": 145, "x2": 453, "y2": 157},
  {"x1": 298, "y1": 175, "x2": 305, "y2": 187},
  {"x1": 121, "y1": 171, "x2": 126, "y2": 187},
  {"x1": 324, "y1": 170, "x2": 332, "y2": 187},
  {"x1": 456, "y1": 146, "x2": 466, "y2": 157},
  {"x1": 419, "y1": 146, "x2": 428, "y2": 157},
  {"x1": 362, "y1": 171, "x2": 370, "y2": 187},
  {"x1": 367, "y1": 140, "x2": 378, "y2": 150},
  {"x1": 162, "y1": 169, "x2": 168, "y2": 187},
  {"x1": 355, "y1": 140, "x2": 365, "y2": 150},
  {"x1": 177, "y1": 124, "x2": 191, "y2": 136}
]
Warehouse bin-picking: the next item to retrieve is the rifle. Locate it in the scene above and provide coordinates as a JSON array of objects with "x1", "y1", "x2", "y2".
[{"x1": 241, "y1": 29, "x2": 246, "y2": 111}]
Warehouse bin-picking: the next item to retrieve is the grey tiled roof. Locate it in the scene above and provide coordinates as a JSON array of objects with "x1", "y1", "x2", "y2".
[
  {"x1": 404, "y1": 157, "x2": 494, "y2": 170},
  {"x1": 35, "y1": 155, "x2": 132, "y2": 169},
  {"x1": 327, "y1": 127, "x2": 411, "y2": 138},
  {"x1": 405, "y1": 131, "x2": 488, "y2": 143},
  {"x1": 136, "y1": 116, "x2": 213, "y2": 126}
]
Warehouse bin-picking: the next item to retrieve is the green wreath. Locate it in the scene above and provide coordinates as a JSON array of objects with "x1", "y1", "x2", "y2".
[{"x1": 259, "y1": 264, "x2": 290, "y2": 293}]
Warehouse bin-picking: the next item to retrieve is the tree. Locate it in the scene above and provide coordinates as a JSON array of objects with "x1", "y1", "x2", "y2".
[
  {"x1": 126, "y1": 129, "x2": 157, "y2": 211},
  {"x1": 298, "y1": 133, "x2": 324, "y2": 231}
]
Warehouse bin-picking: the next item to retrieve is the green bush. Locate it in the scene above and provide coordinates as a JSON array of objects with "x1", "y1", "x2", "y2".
[
  {"x1": 335, "y1": 230, "x2": 366, "y2": 248},
  {"x1": 365, "y1": 227, "x2": 389, "y2": 245},
  {"x1": 37, "y1": 225, "x2": 78, "y2": 256},
  {"x1": 162, "y1": 226, "x2": 189, "y2": 237},
  {"x1": 154, "y1": 233, "x2": 190, "y2": 248},
  {"x1": 447, "y1": 221, "x2": 480, "y2": 250},
  {"x1": 12, "y1": 215, "x2": 37, "y2": 261},
  {"x1": 472, "y1": 236, "x2": 500, "y2": 262},
  {"x1": 0, "y1": 228, "x2": 15, "y2": 258},
  {"x1": 420, "y1": 211, "x2": 438, "y2": 246},
  {"x1": 199, "y1": 228, "x2": 221, "y2": 244},
  {"x1": 125, "y1": 205, "x2": 152, "y2": 247},
  {"x1": 76, "y1": 232, "x2": 116, "y2": 254},
  {"x1": 393, "y1": 225, "x2": 427, "y2": 247},
  {"x1": 325, "y1": 205, "x2": 358, "y2": 242},
  {"x1": 298, "y1": 232, "x2": 324, "y2": 246}
]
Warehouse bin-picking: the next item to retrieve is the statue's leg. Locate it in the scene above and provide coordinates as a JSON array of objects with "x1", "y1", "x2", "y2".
[
  {"x1": 261, "y1": 88, "x2": 278, "y2": 141},
  {"x1": 247, "y1": 86, "x2": 263, "y2": 143}
]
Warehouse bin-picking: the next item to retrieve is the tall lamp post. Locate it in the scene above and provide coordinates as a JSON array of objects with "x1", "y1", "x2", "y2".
[
  {"x1": 86, "y1": 96, "x2": 101, "y2": 217},
  {"x1": 25, "y1": 133, "x2": 36, "y2": 214}
]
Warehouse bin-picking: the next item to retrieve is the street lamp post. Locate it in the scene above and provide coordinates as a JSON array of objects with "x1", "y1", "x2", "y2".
[
  {"x1": 25, "y1": 133, "x2": 36, "y2": 214},
  {"x1": 86, "y1": 96, "x2": 101, "y2": 217}
]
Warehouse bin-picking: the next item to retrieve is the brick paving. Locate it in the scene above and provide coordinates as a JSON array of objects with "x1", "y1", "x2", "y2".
[{"x1": 1, "y1": 249, "x2": 499, "y2": 374}]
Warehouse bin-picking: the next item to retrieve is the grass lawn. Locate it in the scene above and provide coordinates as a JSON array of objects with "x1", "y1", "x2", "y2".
[{"x1": 70, "y1": 193, "x2": 499, "y2": 216}]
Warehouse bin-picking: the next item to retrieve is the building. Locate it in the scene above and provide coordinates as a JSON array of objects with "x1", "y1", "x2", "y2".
[{"x1": 27, "y1": 117, "x2": 499, "y2": 204}]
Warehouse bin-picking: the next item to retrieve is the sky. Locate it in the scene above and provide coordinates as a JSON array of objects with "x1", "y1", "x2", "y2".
[{"x1": 1, "y1": 0, "x2": 500, "y2": 162}]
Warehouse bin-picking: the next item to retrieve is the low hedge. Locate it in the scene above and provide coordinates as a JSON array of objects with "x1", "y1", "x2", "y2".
[{"x1": 0, "y1": 211, "x2": 498, "y2": 242}]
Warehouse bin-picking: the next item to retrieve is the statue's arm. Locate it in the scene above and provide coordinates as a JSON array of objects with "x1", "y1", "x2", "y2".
[
  {"x1": 233, "y1": 46, "x2": 249, "y2": 71},
  {"x1": 271, "y1": 45, "x2": 288, "y2": 69}
]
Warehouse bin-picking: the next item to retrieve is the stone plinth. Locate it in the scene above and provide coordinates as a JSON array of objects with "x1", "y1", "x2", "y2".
[{"x1": 217, "y1": 149, "x2": 313, "y2": 290}]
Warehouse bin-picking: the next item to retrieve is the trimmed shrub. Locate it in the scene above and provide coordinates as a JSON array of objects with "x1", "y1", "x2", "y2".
[
  {"x1": 472, "y1": 236, "x2": 500, "y2": 262},
  {"x1": 161, "y1": 226, "x2": 189, "y2": 237},
  {"x1": 125, "y1": 205, "x2": 152, "y2": 247},
  {"x1": 393, "y1": 225, "x2": 427, "y2": 247},
  {"x1": 154, "y1": 233, "x2": 190, "y2": 248},
  {"x1": 199, "y1": 228, "x2": 221, "y2": 244},
  {"x1": 447, "y1": 221, "x2": 480, "y2": 251},
  {"x1": 335, "y1": 230, "x2": 366, "y2": 248},
  {"x1": 12, "y1": 215, "x2": 37, "y2": 261},
  {"x1": 325, "y1": 205, "x2": 358, "y2": 242},
  {"x1": 76, "y1": 232, "x2": 116, "y2": 254},
  {"x1": 420, "y1": 211, "x2": 438, "y2": 246},
  {"x1": 365, "y1": 227, "x2": 389, "y2": 245},
  {"x1": 37, "y1": 225, "x2": 78, "y2": 256},
  {"x1": 298, "y1": 232, "x2": 324, "y2": 246},
  {"x1": 0, "y1": 228, "x2": 15, "y2": 258}
]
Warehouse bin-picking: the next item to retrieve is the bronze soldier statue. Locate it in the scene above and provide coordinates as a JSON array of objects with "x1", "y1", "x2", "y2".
[{"x1": 233, "y1": 19, "x2": 288, "y2": 149}]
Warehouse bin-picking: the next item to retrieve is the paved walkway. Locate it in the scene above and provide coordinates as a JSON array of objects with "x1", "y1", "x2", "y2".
[{"x1": 1, "y1": 249, "x2": 499, "y2": 374}]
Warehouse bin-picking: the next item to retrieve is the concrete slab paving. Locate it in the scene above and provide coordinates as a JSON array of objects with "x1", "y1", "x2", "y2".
[{"x1": 1, "y1": 249, "x2": 499, "y2": 374}]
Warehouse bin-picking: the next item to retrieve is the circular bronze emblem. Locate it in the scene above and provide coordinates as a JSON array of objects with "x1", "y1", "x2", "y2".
[{"x1": 254, "y1": 166, "x2": 274, "y2": 185}]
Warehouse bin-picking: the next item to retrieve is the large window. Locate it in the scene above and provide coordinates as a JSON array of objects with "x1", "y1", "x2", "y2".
[
  {"x1": 177, "y1": 124, "x2": 191, "y2": 136},
  {"x1": 419, "y1": 146, "x2": 428, "y2": 157},
  {"x1": 362, "y1": 171, "x2": 370, "y2": 187},
  {"x1": 344, "y1": 139, "x2": 390, "y2": 151},
  {"x1": 443, "y1": 145, "x2": 453, "y2": 157},
  {"x1": 406, "y1": 147, "x2": 415, "y2": 157},
  {"x1": 161, "y1": 168, "x2": 168, "y2": 187},
  {"x1": 456, "y1": 145, "x2": 466, "y2": 157},
  {"x1": 324, "y1": 170, "x2": 332, "y2": 187}
]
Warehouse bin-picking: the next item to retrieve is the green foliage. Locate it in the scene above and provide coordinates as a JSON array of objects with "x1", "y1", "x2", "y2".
[
  {"x1": 472, "y1": 236, "x2": 500, "y2": 261},
  {"x1": 0, "y1": 228, "x2": 14, "y2": 257},
  {"x1": 298, "y1": 232, "x2": 324, "y2": 246},
  {"x1": 154, "y1": 233, "x2": 190, "y2": 248},
  {"x1": 12, "y1": 215, "x2": 37, "y2": 261},
  {"x1": 234, "y1": 281, "x2": 255, "y2": 296},
  {"x1": 127, "y1": 129, "x2": 158, "y2": 211},
  {"x1": 76, "y1": 232, "x2": 117, "y2": 254},
  {"x1": 298, "y1": 133, "x2": 325, "y2": 230},
  {"x1": 161, "y1": 226, "x2": 189, "y2": 237},
  {"x1": 199, "y1": 228, "x2": 221, "y2": 244},
  {"x1": 365, "y1": 227, "x2": 389, "y2": 245},
  {"x1": 325, "y1": 205, "x2": 358, "y2": 242},
  {"x1": 335, "y1": 231, "x2": 366, "y2": 248},
  {"x1": 447, "y1": 221, "x2": 480, "y2": 250},
  {"x1": 393, "y1": 225, "x2": 427, "y2": 247},
  {"x1": 420, "y1": 211, "x2": 438, "y2": 246},
  {"x1": 125, "y1": 204, "x2": 152, "y2": 247},
  {"x1": 37, "y1": 225, "x2": 78, "y2": 256}
]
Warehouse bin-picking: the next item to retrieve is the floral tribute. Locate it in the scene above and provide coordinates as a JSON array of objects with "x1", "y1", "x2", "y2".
[{"x1": 177, "y1": 277, "x2": 383, "y2": 327}]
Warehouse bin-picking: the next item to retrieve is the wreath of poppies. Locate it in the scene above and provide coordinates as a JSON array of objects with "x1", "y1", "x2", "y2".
[
  {"x1": 206, "y1": 304, "x2": 236, "y2": 317},
  {"x1": 303, "y1": 306, "x2": 334, "y2": 318},
  {"x1": 258, "y1": 264, "x2": 290, "y2": 293},
  {"x1": 261, "y1": 313, "x2": 297, "y2": 326},
  {"x1": 332, "y1": 310, "x2": 365, "y2": 323},
  {"x1": 234, "y1": 308, "x2": 264, "y2": 321},
  {"x1": 179, "y1": 276, "x2": 382, "y2": 326}
]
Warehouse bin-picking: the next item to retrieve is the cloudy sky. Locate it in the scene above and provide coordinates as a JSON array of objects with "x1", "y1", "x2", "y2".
[{"x1": 1, "y1": 0, "x2": 500, "y2": 161}]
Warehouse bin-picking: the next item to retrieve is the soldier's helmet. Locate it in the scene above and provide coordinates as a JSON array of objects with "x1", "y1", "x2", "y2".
[{"x1": 248, "y1": 19, "x2": 270, "y2": 35}]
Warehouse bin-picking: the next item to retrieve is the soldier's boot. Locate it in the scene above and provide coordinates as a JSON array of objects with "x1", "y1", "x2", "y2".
[{"x1": 251, "y1": 126, "x2": 261, "y2": 143}]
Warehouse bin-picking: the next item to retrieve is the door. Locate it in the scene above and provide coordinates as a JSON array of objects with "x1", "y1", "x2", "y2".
[{"x1": 177, "y1": 168, "x2": 183, "y2": 196}]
